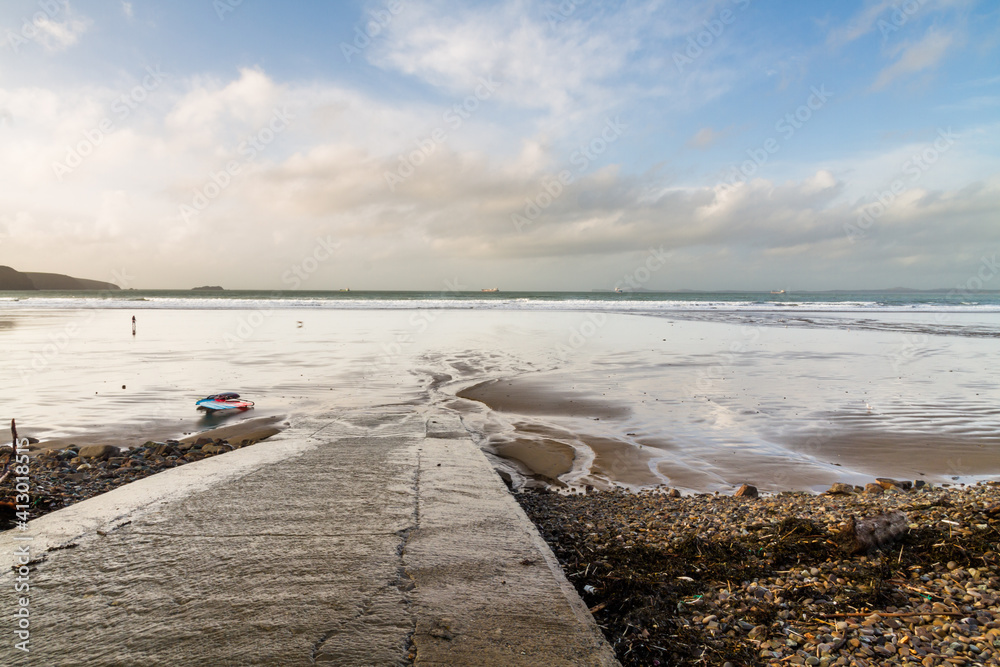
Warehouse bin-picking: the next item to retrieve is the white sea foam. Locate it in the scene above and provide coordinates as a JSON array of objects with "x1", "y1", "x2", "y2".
[{"x1": 2, "y1": 295, "x2": 999, "y2": 313}]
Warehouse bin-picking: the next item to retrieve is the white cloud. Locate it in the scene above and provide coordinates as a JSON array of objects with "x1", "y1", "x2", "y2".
[
  {"x1": 826, "y1": 0, "x2": 896, "y2": 47},
  {"x1": 122, "y1": 2, "x2": 133, "y2": 19},
  {"x1": 368, "y1": 1, "x2": 643, "y2": 115},
  {"x1": 686, "y1": 126, "x2": 730, "y2": 149},
  {"x1": 166, "y1": 68, "x2": 282, "y2": 135},
  {"x1": 872, "y1": 28, "x2": 956, "y2": 90},
  {"x1": 828, "y1": 0, "x2": 969, "y2": 47},
  {"x1": 3, "y1": 64, "x2": 999, "y2": 290},
  {"x1": 33, "y1": 15, "x2": 89, "y2": 52}
]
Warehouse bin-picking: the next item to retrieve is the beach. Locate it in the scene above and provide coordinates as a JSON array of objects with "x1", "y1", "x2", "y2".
[
  {"x1": 3, "y1": 294, "x2": 1000, "y2": 664},
  {"x1": 5, "y1": 297, "x2": 1000, "y2": 495}
]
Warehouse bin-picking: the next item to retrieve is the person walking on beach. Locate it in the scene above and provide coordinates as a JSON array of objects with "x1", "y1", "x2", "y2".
[{"x1": 132, "y1": 315, "x2": 136, "y2": 336}]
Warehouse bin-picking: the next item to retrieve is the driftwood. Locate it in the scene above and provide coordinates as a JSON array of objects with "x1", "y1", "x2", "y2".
[
  {"x1": 837, "y1": 511, "x2": 908, "y2": 554},
  {"x1": 817, "y1": 610, "x2": 964, "y2": 619},
  {"x1": 0, "y1": 419, "x2": 16, "y2": 485}
]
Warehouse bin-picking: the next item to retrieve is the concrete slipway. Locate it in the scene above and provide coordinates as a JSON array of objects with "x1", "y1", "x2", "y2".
[{"x1": 0, "y1": 409, "x2": 619, "y2": 666}]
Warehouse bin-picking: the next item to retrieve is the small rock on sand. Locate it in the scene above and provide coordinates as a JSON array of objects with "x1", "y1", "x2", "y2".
[
  {"x1": 77, "y1": 444, "x2": 121, "y2": 460},
  {"x1": 733, "y1": 484, "x2": 758, "y2": 498}
]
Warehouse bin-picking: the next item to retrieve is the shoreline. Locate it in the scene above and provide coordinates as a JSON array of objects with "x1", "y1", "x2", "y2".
[
  {"x1": 2, "y1": 411, "x2": 997, "y2": 665},
  {"x1": 23, "y1": 412, "x2": 286, "y2": 452},
  {"x1": 456, "y1": 377, "x2": 1000, "y2": 494}
]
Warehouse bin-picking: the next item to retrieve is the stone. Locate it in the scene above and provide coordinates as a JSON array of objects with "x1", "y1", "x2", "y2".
[
  {"x1": 826, "y1": 483, "x2": 855, "y2": 495},
  {"x1": 734, "y1": 484, "x2": 758, "y2": 498},
  {"x1": 201, "y1": 443, "x2": 233, "y2": 455},
  {"x1": 77, "y1": 444, "x2": 120, "y2": 460},
  {"x1": 667, "y1": 488, "x2": 681, "y2": 498},
  {"x1": 149, "y1": 444, "x2": 179, "y2": 457},
  {"x1": 838, "y1": 511, "x2": 908, "y2": 554},
  {"x1": 863, "y1": 483, "x2": 884, "y2": 495},
  {"x1": 877, "y1": 477, "x2": 912, "y2": 491}
]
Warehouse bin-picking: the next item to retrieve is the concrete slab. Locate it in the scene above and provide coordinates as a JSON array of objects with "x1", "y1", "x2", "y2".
[{"x1": 0, "y1": 409, "x2": 617, "y2": 666}]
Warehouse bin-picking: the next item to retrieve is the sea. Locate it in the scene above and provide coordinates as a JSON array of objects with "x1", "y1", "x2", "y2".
[{"x1": 3, "y1": 289, "x2": 999, "y2": 493}]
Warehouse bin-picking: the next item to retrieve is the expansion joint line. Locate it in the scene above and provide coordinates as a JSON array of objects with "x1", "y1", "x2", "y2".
[
  {"x1": 310, "y1": 447, "x2": 423, "y2": 665},
  {"x1": 398, "y1": 447, "x2": 422, "y2": 665}
]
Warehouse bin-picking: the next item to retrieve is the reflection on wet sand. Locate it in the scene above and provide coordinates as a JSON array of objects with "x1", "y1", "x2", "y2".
[{"x1": 454, "y1": 326, "x2": 1000, "y2": 493}]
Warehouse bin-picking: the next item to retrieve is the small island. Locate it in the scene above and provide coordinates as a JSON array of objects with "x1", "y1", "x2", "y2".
[{"x1": 191, "y1": 285, "x2": 225, "y2": 291}]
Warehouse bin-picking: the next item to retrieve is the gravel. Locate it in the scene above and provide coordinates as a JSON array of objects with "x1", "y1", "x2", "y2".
[{"x1": 518, "y1": 482, "x2": 1000, "y2": 666}]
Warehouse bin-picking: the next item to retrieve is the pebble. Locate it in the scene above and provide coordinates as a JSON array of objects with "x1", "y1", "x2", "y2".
[{"x1": 518, "y1": 481, "x2": 1000, "y2": 666}]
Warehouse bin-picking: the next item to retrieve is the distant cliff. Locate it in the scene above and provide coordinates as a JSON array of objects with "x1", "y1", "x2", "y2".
[{"x1": 0, "y1": 266, "x2": 120, "y2": 291}]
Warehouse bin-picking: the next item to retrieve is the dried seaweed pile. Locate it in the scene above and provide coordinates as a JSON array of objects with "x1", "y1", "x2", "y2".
[{"x1": 519, "y1": 485, "x2": 1000, "y2": 666}]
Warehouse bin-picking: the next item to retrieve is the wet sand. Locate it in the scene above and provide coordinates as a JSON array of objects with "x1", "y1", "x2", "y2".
[
  {"x1": 493, "y1": 438, "x2": 577, "y2": 485},
  {"x1": 28, "y1": 415, "x2": 286, "y2": 453},
  {"x1": 458, "y1": 378, "x2": 632, "y2": 421},
  {"x1": 456, "y1": 365, "x2": 1000, "y2": 493},
  {"x1": 6, "y1": 307, "x2": 1000, "y2": 494}
]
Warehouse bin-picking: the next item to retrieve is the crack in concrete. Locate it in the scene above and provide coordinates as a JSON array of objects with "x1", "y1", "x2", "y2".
[
  {"x1": 309, "y1": 444, "x2": 423, "y2": 666},
  {"x1": 309, "y1": 628, "x2": 335, "y2": 664},
  {"x1": 397, "y1": 446, "x2": 422, "y2": 666}
]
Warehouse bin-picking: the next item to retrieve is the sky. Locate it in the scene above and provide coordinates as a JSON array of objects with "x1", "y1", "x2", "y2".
[{"x1": 0, "y1": 0, "x2": 998, "y2": 291}]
